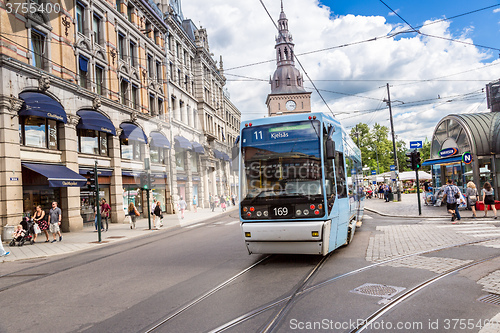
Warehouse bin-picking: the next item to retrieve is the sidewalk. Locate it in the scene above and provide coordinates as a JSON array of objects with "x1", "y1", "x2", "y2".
[
  {"x1": 364, "y1": 192, "x2": 484, "y2": 219},
  {"x1": 1, "y1": 205, "x2": 238, "y2": 263}
]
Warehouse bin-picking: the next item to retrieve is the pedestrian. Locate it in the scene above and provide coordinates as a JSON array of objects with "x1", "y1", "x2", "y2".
[
  {"x1": 231, "y1": 194, "x2": 236, "y2": 206},
  {"x1": 193, "y1": 195, "x2": 198, "y2": 213},
  {"x1": 33, "y1": 205, "x2": 50, "y2": 242},
  {"x1": 128, "y1": 202, "x2": 139, "y2": 229},
  {"x1": 220, "y1": 195, "x2": 227, "y2": 212},
  {"x1": 154, "y1": 200, "x2": 163, "y2": 228},
  {"x1": 482, "y1": 182, "x2": 498, "y2": 219},
  {"x1": 100, "y1": 199, "x2": 111, "y2": 231},
  {"x1": 443, "y1": 179, "x2": 462, "y2": 223},
  {"x1": 466, "y1": 181, "x2": 478, "y2": 218},
  {"x1": 378, "y1": 184, "x2": 384, "y2": 199},
  {"x1": 0, "y1": 233, "x2": 10, "y2": 257},
  {"x1": 209, "y1": 194, "x2": 215, "y2": 212},
  {"x1": 179, "y1": 196, "x2": 187, "y2": 219},
  {"x1": 48, "y1": 201, "x2": 62, "y2": 242}
]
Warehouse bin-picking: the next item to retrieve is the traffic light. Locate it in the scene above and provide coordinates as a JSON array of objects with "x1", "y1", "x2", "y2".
[
  {"x1": 86, "y1": 171, "x2": 96, "y2": 192},
  {"x1": 406, "y1": 151, "x2": 414, "y2": 170},
  {"x1": 415, "y1": 151, "x2": 421, "y2": 169},
  {"x1": 149, "y1": 175, "x2": 156, "y2": 189},
  {"x1": 140, "y1": 174, "x2": 149, "y2": 190}
]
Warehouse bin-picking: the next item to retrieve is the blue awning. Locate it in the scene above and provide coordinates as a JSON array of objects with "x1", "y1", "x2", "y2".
[
  {"x1": 213, "y1": 149, "x2": 223, "y2": 159},
  {"x1": 76, "y1": 110, "x2": 116, "y2": 135},
  {"x1": 119, "y1": 123, "x2": 148, "y2": 143},
  {"x1": 18, "y1": 91, "x2": 67, "y2": 123},
  {"x1": 150, "y1": 132, "x2": 171, "y2": 149},
  {"x1": 191, "y1": 142, "x2": 205, "y2": 154},
  {"x1": 174, "y1": 136, "x2": 192, "y2": 150},
  {"x1": 422, "y1": 155, "x2": 463, "y2": 166},
  {"x1": 122, "y1": 170, "x2": 142, "y2": 177},
  {"x1": 22, "y1": 163, "x2": 87, "y2": 187},
  {"x1": 222, "y1": 152, "x2": 230, "y2": 161},
  {"x1": 79, "y1": 56, "x2": 89, "y2": 72}
]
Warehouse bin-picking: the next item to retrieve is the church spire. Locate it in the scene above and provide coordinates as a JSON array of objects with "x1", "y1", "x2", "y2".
[{"x1": 275, "y1": 0, "x2": 294, "y2": 67}]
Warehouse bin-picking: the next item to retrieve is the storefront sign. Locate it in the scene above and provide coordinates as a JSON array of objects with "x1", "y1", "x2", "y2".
[
  {"x1": 439, "y1": 147, "x2": 458, "y2": 158},
  {"x1": 462, "y1": 152, "x2": 472, "y2": 164},
  {"x1": 10, "y1": 177, "x2": 18, "y2": 181}
]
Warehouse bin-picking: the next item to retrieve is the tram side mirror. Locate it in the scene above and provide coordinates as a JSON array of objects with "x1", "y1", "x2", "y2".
[{"x1": 326, "y1": 139, "x2": 335, "y2": 160}]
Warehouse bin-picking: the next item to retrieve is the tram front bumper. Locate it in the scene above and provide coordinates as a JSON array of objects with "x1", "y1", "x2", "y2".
[{"x1": 241, "y1": 221, "x2": 331, "y2": 255}]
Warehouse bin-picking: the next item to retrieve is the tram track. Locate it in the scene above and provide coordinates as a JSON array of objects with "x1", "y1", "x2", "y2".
[
  {"x1": 206, "y1": 236, "x2": 500, "y2": 333},
  {"x1": 348, "y1": 254, "x2": 500, "y2": 333}
]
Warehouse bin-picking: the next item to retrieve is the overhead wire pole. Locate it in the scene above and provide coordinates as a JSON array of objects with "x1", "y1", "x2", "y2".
[{"x1": 385, "y1": 83, "x2": 401, "y2": 201}]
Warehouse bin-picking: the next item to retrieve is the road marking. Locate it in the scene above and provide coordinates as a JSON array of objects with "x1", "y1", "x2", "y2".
[
  {"x1": 363, "y1": 215, "x2": 373, "y2": 219},
  {"x1": 457, "y1": 229, "x2": 498, "y2": 234},
  {"x1": 185, "y1": 223, "x2": 204, "y2": 229},
  {"x1": 226, "y1": 221, "x2": 240, "y2": 226},
  {"x1": 471, "y1": 233, "x2": 500, "y2": 237}
]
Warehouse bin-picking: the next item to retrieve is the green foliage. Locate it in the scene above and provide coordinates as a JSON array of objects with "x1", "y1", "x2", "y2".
[{"x1": 349, "y1": 123, "x2": 412, "y2": 174}]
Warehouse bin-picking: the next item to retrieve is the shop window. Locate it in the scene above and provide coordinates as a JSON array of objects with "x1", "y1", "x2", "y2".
[
  {"x1": 175, "y1": 151, "x2": 185, "y2": 171},
  {"x1": 150, "y1": 147, "x2": 166, "y2": 164},
  {"x1": 191, "y1": 153, "x2": 198, "y2": 173},
  {"x1": 19, "y1": 116, "x2": 59, "y2": 150},
  {"x1": 120, "y1": 139, "x2": 142, "y2": 160},
  {"x1": 78, "y1": 129, "x2": 109, "y2": 156}
]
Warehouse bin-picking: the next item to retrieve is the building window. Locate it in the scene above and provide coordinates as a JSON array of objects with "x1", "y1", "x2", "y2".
[
  {"x1": 175, "y1": 151, "x2": 185, "y2": 171},
  {"x1": 78, "y1": 129, "x2": 109, "y2": 156},
  {"x1": 147, "y1": 54, "x2": 153, "y2": 77},
  {"x1": 120, "y1": 79, "x2": 129, "y2": 105},
  {"x1": 158, "y1": 98, "x2": 163, "y2": 115},
  {"x1": 95, "y1": 65, "x2": 104, "y2": 96},
  {"x1": 92, "y1": 14, "x2": 102, "y2": 44},
  {"x1": 177, "y1": 69, "x2": 181, "y2": 85},
  {"x1": 19, "y1": 116, "x2": 58, "y2": 150},
  {"x1": 149, "y1": 94, "x2": 155, "y2": 115},
  {"x1": 118, "y1": 33, "x2": 126, "y2": 60},
  {"x1": 31, "y1": 30, "x2": 45, "y2": 69},
  {"x1": 79, "y1": 56, "x2": 89, "y2": 88},
  {"x1": 156, "y1": 61, "x2": 161, "y2": 80},
  {"x1": 154, "y1": 30, "x2": 159, "y2": 45},
  {"x1": 120, "y1": 139, "x2": 142, "y2": 160},
  {"x1": 116, "y1": 0, "x2": 121, "y2": 13},
  {"x1": 127, "y1": 4, "x2": 133, "y2": 22},
  {"x1": 129, "y1": 41, "x2": 136, "y2": 67},
  {"x1": 150, "y1": 147, "x2": 166, "y2": 164},
  {"x1": 76, "y1": 3, "x2": 85, "y2": 34},
  {"x1": 131, "y1": 84, "x2": 139, "y2": 110},
  {"x1": 169, "y1": 63, "x2": 174, "y2": 81},
  {"x1": 191, "y1": 154, "x2": 198, "y2": 172}
]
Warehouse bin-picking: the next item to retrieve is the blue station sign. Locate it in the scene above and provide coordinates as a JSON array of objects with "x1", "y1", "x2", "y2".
[{"x1": 439, "y1": 147, "x2": 458, "y2": 158}]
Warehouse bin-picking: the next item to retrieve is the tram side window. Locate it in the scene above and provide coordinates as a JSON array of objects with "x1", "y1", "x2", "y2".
[
  {"x1": 324, "y1": 154, "x2": 336, "y2": 212},
  {"x1": 346, "y1": 156, "x2": 355, "y2": 197},
  {"x1": 335, "y1": 152, "x2": 347, "y2": 198}
]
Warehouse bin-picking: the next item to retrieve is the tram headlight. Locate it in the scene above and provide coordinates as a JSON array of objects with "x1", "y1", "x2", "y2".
[
  {"x1": 256, "y1": 211, "x2": 262, "y2": 217},
  {"x1": 296, "y1": 209, "x2": 302, "y2": 216},
  {"x1": 245, "y1": 232, "x2": 251, "y2": 237},
  {"x1": 303, "y1": 209, "x2": 309, "y2": 215},
  {"x1": 312, "y1": 231, "x2": 319, "y2": 237},
  {"x1": 263, "y1": 210, "x2": 269, "y2": 217}
]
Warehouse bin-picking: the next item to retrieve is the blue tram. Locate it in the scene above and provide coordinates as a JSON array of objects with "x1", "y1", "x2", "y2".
[{"x1": 238, "y1": 112, "x2": 364, "y2": 255}]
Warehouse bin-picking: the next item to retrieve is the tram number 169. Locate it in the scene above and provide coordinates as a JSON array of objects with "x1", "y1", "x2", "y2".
[{"x1": 273, "y1": 206, "x2": 289, "y2": 216}]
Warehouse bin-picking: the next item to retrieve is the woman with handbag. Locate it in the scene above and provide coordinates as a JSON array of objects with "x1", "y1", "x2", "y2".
[
  {"x1": 33, "y1": 205, "x2": 50, "y2": 242},
  {"x1": 482, "y1": 182, "x2": 498, "y2": 219},
  {"x1": 128, "y1": 202, "x2": 140, "y2": 229},
  {"x1": 466, "y1": 181, "x2": 478, "y2": 218}
]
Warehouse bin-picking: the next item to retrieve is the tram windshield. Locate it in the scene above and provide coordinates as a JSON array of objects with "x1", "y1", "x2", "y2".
[{"x1": 240, "y1": 120, "x2": 323, "y2": 205}]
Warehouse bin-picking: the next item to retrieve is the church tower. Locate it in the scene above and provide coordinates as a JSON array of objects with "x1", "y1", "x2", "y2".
[{"x1": 266, "y1": 1, "x2": 311, "y2": 117}]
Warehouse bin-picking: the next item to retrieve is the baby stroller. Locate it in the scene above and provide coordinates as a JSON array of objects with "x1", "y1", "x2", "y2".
[{"x1": 9, "y1": 217, "x2": 34, "y2": 246}]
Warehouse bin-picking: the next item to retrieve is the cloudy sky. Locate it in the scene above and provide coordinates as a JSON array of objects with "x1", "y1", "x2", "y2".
[{"x1": 180, "y1": 0, "x2": 500, "y2": 145}]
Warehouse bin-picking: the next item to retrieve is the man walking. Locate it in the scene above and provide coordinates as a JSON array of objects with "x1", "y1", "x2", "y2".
[
  {"x1": 48, "y1": 201, "x2": 62, "y2": 242},
  {"x1": 443, "y1": 179, "x2": 462, "y2": 223}
]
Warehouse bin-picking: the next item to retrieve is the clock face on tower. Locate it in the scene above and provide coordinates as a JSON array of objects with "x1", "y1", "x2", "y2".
[{"x1": 285, "y1": 100, "x2": 296, "y2": 111}]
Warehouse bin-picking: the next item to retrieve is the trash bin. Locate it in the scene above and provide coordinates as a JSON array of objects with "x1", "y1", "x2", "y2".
[
  {"x1": 2, "y1": 225, "x2": 15, "y2": 242},
  {"x1": 389, "y1": 192, "x2": 394, "y2": 201}
]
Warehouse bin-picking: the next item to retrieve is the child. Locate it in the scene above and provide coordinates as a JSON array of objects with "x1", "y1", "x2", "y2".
[{"x1": 13, "y1": 225, "x2": 26, "y2": 241}]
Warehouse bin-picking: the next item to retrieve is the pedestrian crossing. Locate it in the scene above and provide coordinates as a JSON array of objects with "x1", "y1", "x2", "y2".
[{"x1": 437, "y1": 224, "x2": 500, "y2": 238}]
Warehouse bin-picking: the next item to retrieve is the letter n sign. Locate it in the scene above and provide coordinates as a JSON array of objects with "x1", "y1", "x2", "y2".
[{"x1": 462, "y1": 152, "x2": 472, "y2": 164}]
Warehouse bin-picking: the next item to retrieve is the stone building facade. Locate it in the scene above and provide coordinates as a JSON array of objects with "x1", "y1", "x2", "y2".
[{"x1": 0, "y1": 0, "x2": 240, "y2": 232}]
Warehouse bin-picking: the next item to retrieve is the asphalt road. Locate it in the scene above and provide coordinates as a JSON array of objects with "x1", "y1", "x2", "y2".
[{"x1": 1, "y1": 211, "x2": 499, "y2": 333}]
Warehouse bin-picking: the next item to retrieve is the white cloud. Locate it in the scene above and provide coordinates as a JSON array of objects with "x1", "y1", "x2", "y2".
[{"x1": 181, "y1": 0, "x2": 500, "y2": 145}]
